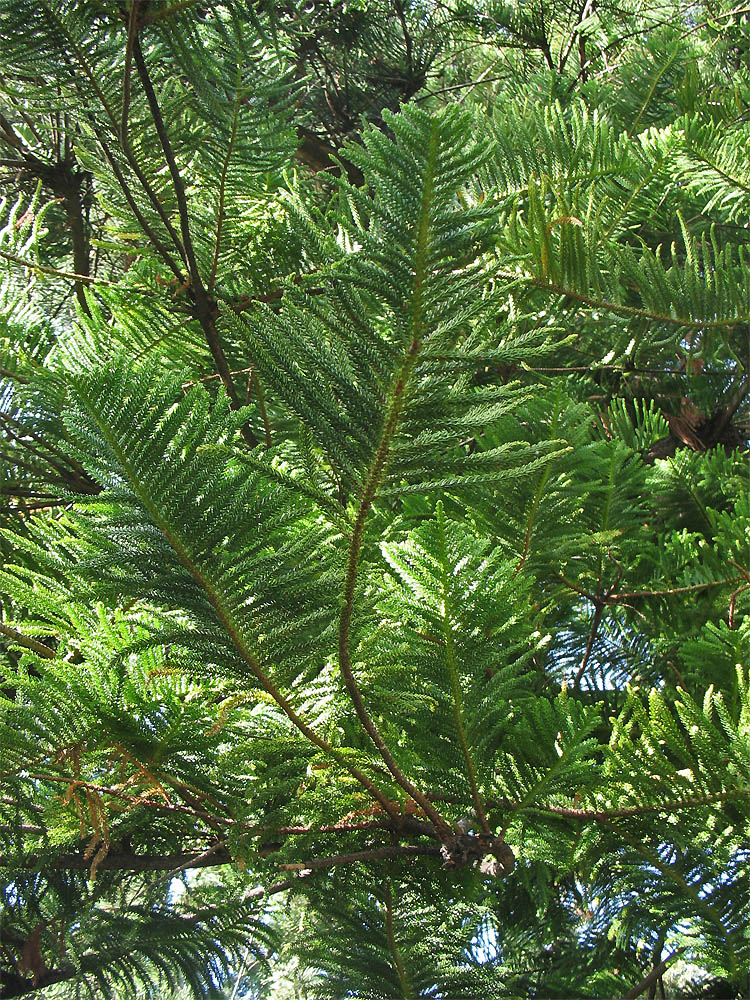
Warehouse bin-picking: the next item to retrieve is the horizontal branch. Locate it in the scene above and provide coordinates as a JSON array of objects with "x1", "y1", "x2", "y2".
[
  {"x1": 3, "y1": 826, "x2": 443, "y2": 880},
  {"x1": 495, "y1": 786, "x2": 750, "y2": 822},
  {"x1": 1, "y1": 847, "x2": 234, "y2": 873},
  {"x1": 497, "y1": 269, "x2": 750, "y2": 328},
  {"x1": 279, "y1": 844, "x2": 441, "y2": 871},
  {"x1": 0, "y1": 248, "x2": 163, "y2": 299},
  {"x1": 0, "y1": 797, "x2": 44, "y2": 814},
  {"x1": 11, "y1": 771, "x2": 436, "y2": 842},
  {"x1": 555, "y1": 571, "x2": 741, "y2": 604}
]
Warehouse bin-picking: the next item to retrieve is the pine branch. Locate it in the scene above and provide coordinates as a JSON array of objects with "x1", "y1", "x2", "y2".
[
  {"x1": 485, "y1": 785, "x2": 750, "y2": 823},
  {"x1": 0, "y1": 625, "x2": 56, "y2": 659},
  {"x1": 69, "y1": 383, "x2": 397, "y2": 816},
  {"x1": 131, "y1": 31, "x2": 259, "y2": 447},
  {"x1": 497, "y1": 272, "x2": 750, "y2": 328},
  {"x1": 556, "y1": 573, "x2": 742, "y2": 605},
  {"x1": 119, "y1": 0, "x2": 138, "y2": 149},
  {"x1": 91, "y1": 126, "x2": 186, "y2": 282},
  {"x1": 435, "y1": 504, "x2": 491, "y2": 837},
  {"x1": 0, "y1": 886, "x2": 289, "y2": 1000},
  {"x1": 3, "y1": 847, "x2": 234, "y2": 873},
  {"x1": 38, "y1": 0, "x2": 188, "y2": 264},
  {"x1": 573, "y1": 600, "x2": 604, "y2": 690},
  {"x1": 0, "y1": 249, "x2": 149, "y2": 292},
  {"x1": 599, "y1": 819, "x2": 741, "y2": 954},
  {"x1": 279, "y1": 844, "x2": 441, "y2": 871},
  {"x1": 336, "y1": 118, "x2": 453, "y2": 841},
  {"x1": 384, "y1": 880, "x2": 412, "y2": 999},
  {"x1": 620, "y1": 949, "x2": 685, "y2": 1000},
  {"x1": 555, "y1": 787, "x2": 750, "y2": 821},
  {"x1": 208, "y1": 80, "x2": 240, "y2": 296}
]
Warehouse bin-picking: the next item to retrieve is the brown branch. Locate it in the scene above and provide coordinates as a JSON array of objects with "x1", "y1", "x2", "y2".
[
  {"x1": 2, "y1": 822, "x2": 443, "y2": 878},
  {"x1": 0, "y1": 420, "x2": 73, "y2": 477},
  {"x1": 559, "y1": 0, "x2": 594, "y2": 72},
  {"x1": 610, "y1": 578, "x2": 741, "y2": 601},
  {"x1": 15, "y1": 155, "x2": 95, "y2": 315},
  {"x1": 620, "y1": 949, "x2": 685, "y2": 1000},
  {"x1": 131, "y1": 34, "x2": 215, "y2": 302},
  {"x1": 129, "y1": 39, "x2": 207, "y2": 285},
  {"x1": 0, "y1": 452, "x2": 70, "y2": 486},
  {"x1": 120, "y1": 0, "x2": 138, "y2": 147},
  {"x1": 0, "y1": 625, "x2": 56, "y2": 659},
  {"x1": 0, "y1": 488, "x2": 61, "y2": 500},
  {"x1": 279, "y1": 815, "x2": 434, "y2": 838},
  {"x1": 556, "y1": 572, "x2": 740, "y2": 605},
  {"x1": 555, "y1": 572, "x2": 596, "y2": 600},
  {"x1": 573, "y1": 600, "x2": 603, "y2": 690},
  {"x1": 0, "y1": 366, "x2": 29, "y2": 384},
  {"x1": 279, "y1": 844, "x2": 441, "y2": 871},
  {"x1": 63, "y1": 187, "x2": 91, "y2": 313},
  {"x1": 2, "y1": 964, "x2": 80, "y2": 999},
  {"x1": 416, "y1": 74, "x2": 509, "y2": 102},
  {"x1": 0, "y1": 797, "x2": 44, "y2": 814},
  {"x1": 0, "y1": 112, "x2": 26, "y2": 151},
  {"x1": 51, "y1": 9, "x2": 188, "y2": 267},
  {"x1": 393, "y1": 0, "x2": 413, "y2": 74},
  {"x1": 295, "y1": 127, "x2": 364, "y2": 186},
  {"x1": 0, "y1": 812, "x2": 435, "y2": 862},
  {"x1": 0, "y1": 413, "x2": 88, "y2": 475},
  {"x1": 92, "y1": 129, "x2": 185, "y2": 281},
  {"x1": 730, "y1": 560, "x2": 750, "y2": 584}
]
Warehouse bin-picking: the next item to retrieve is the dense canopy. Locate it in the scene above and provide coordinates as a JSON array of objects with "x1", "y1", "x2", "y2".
[{"x1": 1, "y1": 2, "x2": 749, "y2": 997}]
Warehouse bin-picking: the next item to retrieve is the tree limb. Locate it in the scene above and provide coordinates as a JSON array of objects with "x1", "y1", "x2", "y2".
[
  {"x1": 279, "y1": 844, "x2": 441, "y2": 871},
  {"x1": 2, "y1": 847, "x2": 234, "y2": 874},
  {"x1": 620, "y1": 948, "x2": 685, "y2": 1000}
]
